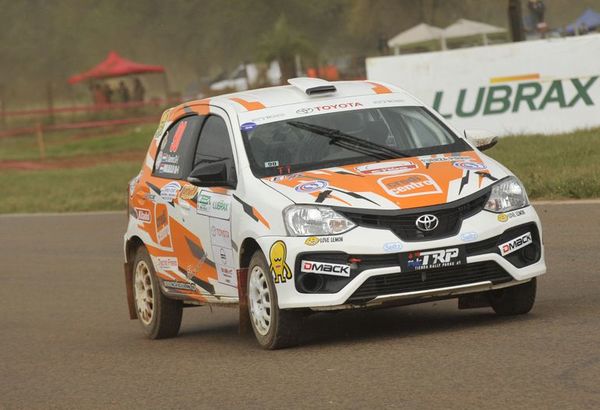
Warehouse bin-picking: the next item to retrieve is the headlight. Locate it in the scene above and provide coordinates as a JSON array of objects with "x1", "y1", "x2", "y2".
[
  {"x1": 283, "y1": 205, "x2": 356, "y2": 236},
  {"x1": 484, "y1": 177, "x2": 529, "y2": 213}
]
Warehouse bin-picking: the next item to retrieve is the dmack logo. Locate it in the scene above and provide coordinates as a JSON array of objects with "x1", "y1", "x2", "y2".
[
  {"x1": 499, "y1": 232, "x2": 532, "y2": 256},
  {"x1": 433, "y1": 75, "x2": 598, "y2": 118},
  {"x1": 301, "y1": 260, "x2": 351, "y2": 277}
]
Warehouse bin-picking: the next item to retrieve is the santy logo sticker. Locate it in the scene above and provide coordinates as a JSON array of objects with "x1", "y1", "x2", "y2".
[
  {"x1": 135, "y1": 208, "x2": 151, "y2": 223},
  {"x1": 355, "y1": 160, "x2": 417, "y2": 175},
  {"x1": 160, "y1": 181, "x2": 181, "y2": 202},
  {"x1": 295, "y1": 180, "x2": 329, "y2": 193},
  {"x1": 156, "y1": 256, "x2": 178, "y2": 271},
  {"x1": 378, "y1": 173, "x2": 442, "y2": 198},
  {"x1": 499, "y1": 232, "x2": 532, "y2": 256},
  {"x1": 301, "y1": 260, "x2": 351, "y2": 277}
]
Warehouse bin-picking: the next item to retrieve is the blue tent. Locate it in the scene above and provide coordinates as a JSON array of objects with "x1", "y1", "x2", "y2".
[{"x1": 566, "y1": 8, "x2": 600, "y2": 34}]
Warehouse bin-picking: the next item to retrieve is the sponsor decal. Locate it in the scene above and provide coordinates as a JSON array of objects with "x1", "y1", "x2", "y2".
[
  {"x1": 153, "y1": 108, "x2": 172, "y2": 140},
  {"x1": 179, "y1": 184, "x2": 198, "y2": 200},
  {"x1": 265, "y1": 160, "x2": 279, "y2": 168},
  {"x1": 301, "y1": 260, "x2": 351, "y2": 277},
  {"x1": 209, "y1": 218, "x2": 232, "y2": 248},
  {"x1": 197, "y1": 191, "x2": 232, "y2": 220},
  {"x1": 304, "y1": 236, "x2": 344, "y2": 246},
  {"x1": 240, "y1": 122, "x2": 257, "y2": 131},
  {"x1": 269, "y1": 240, "x2": 293, "y2": 283},
  {"x1": 355, "y1": 160, "x2": 417, "y2": 175},
  {"x1": 419, "y1": 155, "x2": 472, "y2": 166},
  {"x1": 134, "y1": 208, "x2": 151, "y2": 223},
  {"x1": 378, "y1": 173, "x2": 442, "y2": 198},
  {"x1": 217, "y1": 265, "x2": 237, "y2": 287},
  {"x1": 163, "y1": 280, "x2": 196, "y2": 291},
  {"x1": 158, "y1": 163, "x2": 180, "y2": 175},
  {"x1": 373, "y1": 98, "x2": 406, "y2": 105},
  {"x1": 295, "y1": 180, "x2": 329, "y2": 193},
  {"x1": 453, "y1": 161, "x2": 486, "y2": 171},
  {"x1": 499, "y1": 232, "x2": 532, "y2": 256},
  {"x1": 269, "y1": 173, "x2": 303, "y2": 182},
  {"x1": 295, "y1": 101, "x2": 364, "y2": 115},
  {"x1": 433, "y1": 75, "x2": 598, "y2": 119},
  {"x1": 156, "y1": 256, "x2": 178, "y2": 271},
  {"x1": 155, "y1": 206, "x2": 170, "y2": 243},
  {"x1": 497, "y1": 209, "x2": 526, "y2": 222},
  {"x1": 213, "y1": 246, "x2": 235, "y2": 268},
  {"x1": 460, "y1": 232, "x2": 479, "y2": 242},
  {"x1": 383, "y1": 242, "x2": 403, "y2": 253},
  {"x1": 160, "y1": 181, "x2": 181, "y2": 202},
  {"x1": 404, "y1": 247, "x2": 464, "y2": 271}
]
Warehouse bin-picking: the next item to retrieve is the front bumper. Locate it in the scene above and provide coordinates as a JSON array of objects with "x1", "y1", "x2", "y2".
[{"x1": 257, "y1": 205, "x2": 546, "y2": 310}]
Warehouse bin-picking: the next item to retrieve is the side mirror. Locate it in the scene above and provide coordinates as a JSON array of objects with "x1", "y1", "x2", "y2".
[
  {"x1": 187, "y1": 161, "x2": 236, "y2": 188},
  {"x1": 464, "y1": 129, "x2": 499, "y2": 151}
]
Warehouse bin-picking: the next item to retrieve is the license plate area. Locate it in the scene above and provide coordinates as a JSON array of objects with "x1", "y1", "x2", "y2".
[{"x1": 399, "y1": 246, "x2": 466, "y2": 271}]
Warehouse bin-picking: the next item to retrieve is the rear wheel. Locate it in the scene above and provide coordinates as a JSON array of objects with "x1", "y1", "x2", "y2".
[
  {"x1": 489, "y1": 278, "x2": 537, "y2": 316},
  {"x1": 248, "y1": 251, "x2": 302, "y2": 349},
  {"x1": 133, "y1": 246, "x2": 183, "y2": 339}
]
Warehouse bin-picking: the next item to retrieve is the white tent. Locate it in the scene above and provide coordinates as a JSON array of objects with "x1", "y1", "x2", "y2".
[
  {"x1": 387, "y1": 23, "x2": 444, "y2": 54},
  {"x1": 442, "y1": 19, "x2": 507, "y2": 46}
]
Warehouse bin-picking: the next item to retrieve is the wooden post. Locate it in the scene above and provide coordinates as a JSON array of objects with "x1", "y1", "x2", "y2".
[
  {"x1": 0, "y1": 84, "x2": 5, "y2": 127},
  {"x1": 46, "y1": 82, "x2": 55, "y2": 124},
  {"x1": 36, "y1": 123, "x2": 46, "y2": 160}
]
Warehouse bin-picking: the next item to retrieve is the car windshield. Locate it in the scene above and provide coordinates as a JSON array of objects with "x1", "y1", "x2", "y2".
[{"x1": 242, "y1": 106, "x2": 470, "y2": 177}]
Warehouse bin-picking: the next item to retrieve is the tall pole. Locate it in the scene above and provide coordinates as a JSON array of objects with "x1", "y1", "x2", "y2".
[{"x1": 508, "y1": 0, "x2": 525, "y2": 42}]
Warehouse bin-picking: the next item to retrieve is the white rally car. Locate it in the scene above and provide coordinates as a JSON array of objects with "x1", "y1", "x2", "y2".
[{"x1": 124, "y1": 78, "x2": 546, "y2": 349}]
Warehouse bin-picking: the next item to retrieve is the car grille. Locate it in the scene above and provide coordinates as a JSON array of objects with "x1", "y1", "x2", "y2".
[
  {"x1": 338, "y1": 189, "x2": 490, "y2": 241},
  {"x1": 346, "y1": 261, "x2": 512, "y2": 304}
]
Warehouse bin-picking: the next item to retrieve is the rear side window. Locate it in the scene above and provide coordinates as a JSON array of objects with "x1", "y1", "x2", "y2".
[
  {"x1": 153, "y1": 116, "x2": 205, "y2": 179},
  {"x1": 194, "y1": 115, "x2": 236, "y2": 176}
]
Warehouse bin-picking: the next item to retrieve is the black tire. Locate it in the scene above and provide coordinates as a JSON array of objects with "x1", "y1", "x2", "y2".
[
  {"x1": 132, "y1": 246, "x2": 183, "y2": 339},
  {"x1": 489, "y1": 278, "x2": 537, "y2": 316},
  {"x1": 248, "y1": 250, "x2": 302, "y2": 349}
]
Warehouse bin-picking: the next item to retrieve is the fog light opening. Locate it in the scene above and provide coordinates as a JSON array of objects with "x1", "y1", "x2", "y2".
[
  {"x1": 300, "y1": 274, "x2": 324, "y2": 293},
  {"x1": 520, "y1": 243, "x2": 540, "y2": 263}
]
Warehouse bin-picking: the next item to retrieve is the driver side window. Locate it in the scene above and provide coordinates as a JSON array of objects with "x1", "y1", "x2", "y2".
[{"x1": 193, "y1": 115, "x2": 236, "y2": 179}]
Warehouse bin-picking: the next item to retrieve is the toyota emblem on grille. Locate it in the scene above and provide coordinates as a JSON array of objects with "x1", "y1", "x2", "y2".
[{"x1": 415, "y1": 214, "x2": 439, "y2": 232}]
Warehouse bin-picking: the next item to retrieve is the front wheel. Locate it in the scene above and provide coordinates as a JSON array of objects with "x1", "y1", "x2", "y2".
[
  {"x1": 247, "y1": 251, "x2": 302, "y2": 349},
  {"x1": 132, "y1": 246, "x2": 183, "y2": 339},
  {"x1": 489, "y1": 278, "x2": 537, "y2": 316}
]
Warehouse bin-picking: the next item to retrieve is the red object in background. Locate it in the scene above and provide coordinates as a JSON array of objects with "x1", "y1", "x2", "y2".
[
  {"x1": 68, "y1": 51, "x2": 165, "y2": 84},
  {"x1": 306, "y1": 65, "x2": 340, "y2": 81}
]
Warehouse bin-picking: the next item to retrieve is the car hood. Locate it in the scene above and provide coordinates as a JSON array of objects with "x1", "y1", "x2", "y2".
[{"x1": 261, "y1": 151, "x2": 509, "y2": 210}]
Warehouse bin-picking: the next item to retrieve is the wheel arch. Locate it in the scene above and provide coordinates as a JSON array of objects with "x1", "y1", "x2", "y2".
[
  {"x1": 237, "y1": 237, "x2": 263, "y2": 334},
  {"x1": 124, "y1": 235, "x2": 145, "y2": 320}
]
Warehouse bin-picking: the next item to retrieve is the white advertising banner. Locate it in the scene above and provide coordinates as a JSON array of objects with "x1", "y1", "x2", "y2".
[{"x1": 367, "y1": 34, "x2": 600, "y2": 136}]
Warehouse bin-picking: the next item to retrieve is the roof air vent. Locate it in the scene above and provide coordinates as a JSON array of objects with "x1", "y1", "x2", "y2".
[{"x1": 288, "y1": 77, "x2": 337, "y2": 96}]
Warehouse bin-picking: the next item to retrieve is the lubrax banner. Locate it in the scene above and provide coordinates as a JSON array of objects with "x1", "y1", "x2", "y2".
[{"x1": 367, "y1": 34, "x2": 600, "y2": 135}]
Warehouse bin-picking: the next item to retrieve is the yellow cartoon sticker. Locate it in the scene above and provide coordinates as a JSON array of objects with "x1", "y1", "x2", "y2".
[{"x1": 269, "y1": 240, "x2": 293, "y2": 283}]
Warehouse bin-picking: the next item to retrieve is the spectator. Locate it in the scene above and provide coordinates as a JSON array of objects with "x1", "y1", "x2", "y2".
[
  {"x1": 133, "y1": 78, "x2": 145, "y2": 102},
  {"x1": 118, "y1": 81, "x2": 130, "y2": 103},
  {"x1": 103, "y1": 83, "x2": 114, "y2": 104},
  {"x1": 92, "y1": 83, "x2": 106, "y2": 105}
]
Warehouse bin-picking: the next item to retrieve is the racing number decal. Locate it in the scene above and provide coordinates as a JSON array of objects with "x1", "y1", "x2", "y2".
[{"x1": 269, "y1": 241, "x2": 292, "y2": 283}]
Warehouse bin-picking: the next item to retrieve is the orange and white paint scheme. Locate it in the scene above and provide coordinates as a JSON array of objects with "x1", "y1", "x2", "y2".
[{"x1": 124, "y1": 77, "x2": 546, "y2": 348}]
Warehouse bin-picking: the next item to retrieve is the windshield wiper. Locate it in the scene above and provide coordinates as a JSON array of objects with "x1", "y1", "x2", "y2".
[{"x1": 287, "y1": 121, "x2": 411, "y2": 160}]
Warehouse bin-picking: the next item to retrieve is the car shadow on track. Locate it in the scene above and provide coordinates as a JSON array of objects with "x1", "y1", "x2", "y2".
[
  {"x1": 176, "y1": 302, "x2": 537, "y2": 349},
  {"x1": 296, "y1": 304, "x2": 534, "y2": 348}
]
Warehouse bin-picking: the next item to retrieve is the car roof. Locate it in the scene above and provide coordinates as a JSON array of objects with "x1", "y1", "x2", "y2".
[{"x1": 167, "y1": 79, "x2": 419, "y2": 120}]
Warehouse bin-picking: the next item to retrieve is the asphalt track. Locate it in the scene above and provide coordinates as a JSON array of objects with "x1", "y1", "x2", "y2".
[{"x1": 1, "y1": 203, "x2": 599, "y2": 409}]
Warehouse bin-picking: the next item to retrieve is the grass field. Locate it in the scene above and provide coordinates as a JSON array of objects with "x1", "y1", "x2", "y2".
[{"x1": 0, "y1": 127, "x2": 598, "y2": 213}]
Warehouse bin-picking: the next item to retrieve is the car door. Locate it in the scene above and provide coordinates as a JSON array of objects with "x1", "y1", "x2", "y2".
[{"x1": 182, "y1": 111, "x2": 239, "y2": 299}]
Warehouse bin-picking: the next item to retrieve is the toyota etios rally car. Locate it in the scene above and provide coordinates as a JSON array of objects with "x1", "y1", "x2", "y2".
[{"x1": 124, "y1": 78, "x2": 546, "y2": 349}]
